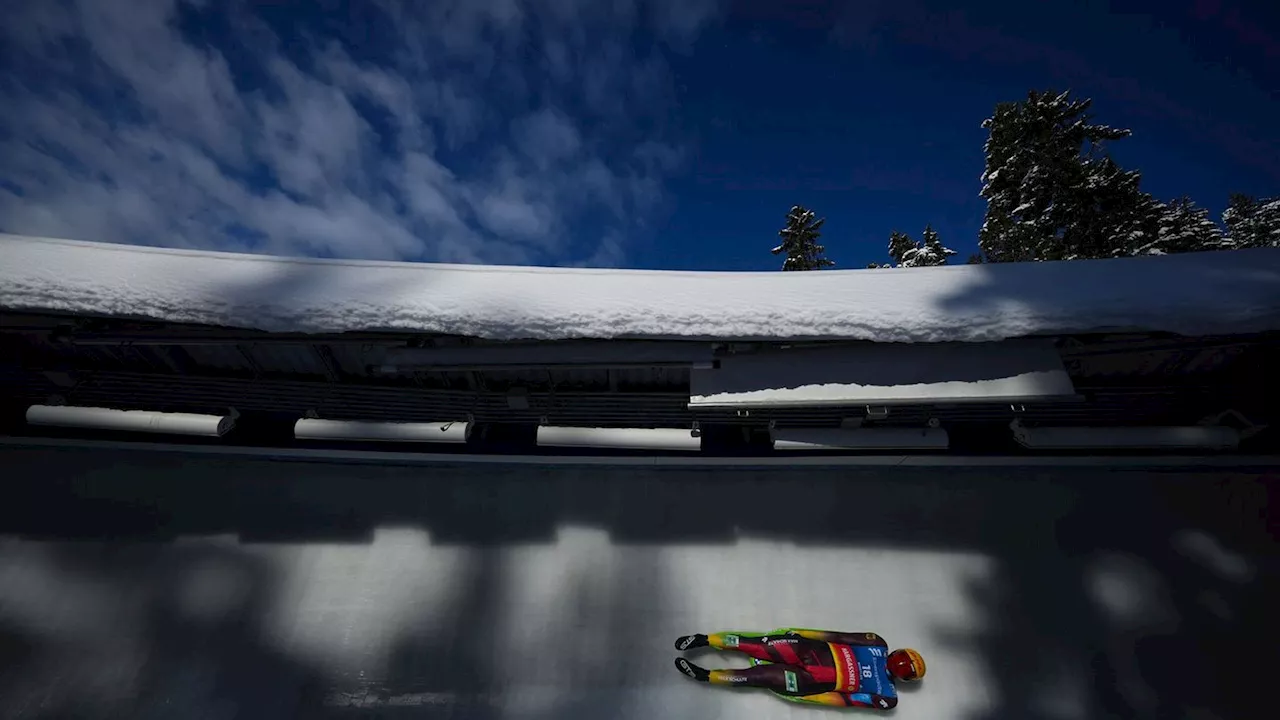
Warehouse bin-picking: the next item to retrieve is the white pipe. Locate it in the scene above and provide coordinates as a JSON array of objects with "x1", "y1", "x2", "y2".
[
  {"x1": 536, "y1": 426, "x2": 701, "y2": 451},
  {"x1": 294, "y1": 419, "x2": 470, "y2": 443},
  {"x1": 771, "y1": 427, "x2": 950, "y2": 450},
  {"x1": 1011, "y1": 424, "x2": 1239, "y2": 450},
  {"x1": 26, "y1": 404, "x2": 235, "y2": 437}
]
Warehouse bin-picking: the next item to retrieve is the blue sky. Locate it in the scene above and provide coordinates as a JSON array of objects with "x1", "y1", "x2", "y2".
[{"x1": 1, "y1": 0, "x2": 1276, "y2": 271}]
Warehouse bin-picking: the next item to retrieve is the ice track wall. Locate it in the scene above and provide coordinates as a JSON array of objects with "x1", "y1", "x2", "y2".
[{"x1": 0, "y1": 444, "x2": 1274, "y2": 719}]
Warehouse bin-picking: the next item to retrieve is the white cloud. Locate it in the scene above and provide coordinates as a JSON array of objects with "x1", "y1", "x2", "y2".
[
  {"x1": 513, "y1": 107, "x2": 582, "y2": 167},
  {"x1": 0, "y1": 0, "x2": 721, "y2": 266},
  {"x1": 475, "y1": 192, "x2": 556, "y2": 240}
]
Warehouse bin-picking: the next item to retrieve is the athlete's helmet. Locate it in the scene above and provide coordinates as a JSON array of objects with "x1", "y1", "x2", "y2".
[{"x1": 887, "y1": 648, "x2": 926, "y2": 681}]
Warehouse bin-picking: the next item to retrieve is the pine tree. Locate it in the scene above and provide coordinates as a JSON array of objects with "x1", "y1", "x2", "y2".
[
  {"x1": 1071, "y1": 156, "x2": 1163, "y2": 258},
  {"x1": 967, "y1": 253, "x2": 985, "y2": 264},
  {"x1": 1222, "y1": 194, "x2": 1280, "y2": 249},
  {"x1": 772, "y1": 205, "x2": 836, "y2": 270},
  {"x1": 978, "y1": 89, "x2": 1159, "y2": 262},
  {"x1": 1160, "y1": 197, "x2": 1223, "y2": 253},
  {"x1": 877, "y1": 227, "x2": 956, "y2": 268},
  {"x1": 886, "y1": 231, "x2": 916, "y2": 266},
  {"x1": 1132, "y1": 196, "x2": 1224, "y2": 255},
  {"x1": 913, "y1": 225, "x2": 957, "y2": 266}
]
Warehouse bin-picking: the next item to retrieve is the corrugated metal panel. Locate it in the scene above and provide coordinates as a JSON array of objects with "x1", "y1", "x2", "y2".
[
  {"x1": 0, "y1": 364, "x2": 1254, "y2": 431},
  {"x1": 41, "y1": 337, "x2": 1258, "y2": 387},
  {"x1": 1177, "y1": 346, "x2": 1245, "y2": 374},
  {"x1": 181, "y1": 345, "x2": 256, "y2": 373},
  {"x1": 476, "y1": 368, "x2": 533, "y2": 387},
  {"x1": 1062, "y1": 340, "x2": 1253, "y2": 379},
  {"x1": 180, "y1": 343, "x2": 338, "y2": 379},
  {"x1": 452, "y1": 366, "x2": 690, "y2": 393},
  {"x1": 71, "y1": 341, "x2": 701, "y2": 387},
  {"x1": 50, "y1": 372, "x2": 693, "y2": 427},
  {"x1": 4, "y1": 321, "x2": 1274, "y2": 435},
  {"x1": 634, "y1": 366, "x2": 688, "y2": 389},
  {"x1": 240, "y1": 343, "x2": 330, "y2": 377},
  {"x1": 382, "y1": 340, "x2": 713, "y2": 367},
  {"x1": 9, "y1": 334, "x2": 197, "y2": 376},
  {"x1": 548, "y1": 367, "x2": 611, "y2": 389},
  {"x1": 0, "y1": 367, "x2": 57, "y2": 401},
  {"x1": 327, "y1": 343, "x2": 377, "y2": 376}
]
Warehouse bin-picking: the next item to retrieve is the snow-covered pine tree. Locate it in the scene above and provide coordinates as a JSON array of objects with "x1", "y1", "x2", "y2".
[
  {"x1": 913, "y1": 225, "x2": 957, "y2": 266},
  {"x1": 886, "y1": 231, "x2": 916, "y2": 266},
  {"x1": 772, "y1": 205, "x2": 836, "y2": 270},
  {"x1": 877, "y1": 227, "x2": 957, "y2": 267},
  {"x1": 1222, "y1": 194, "x2": 1280, "y2": 249},
  {"x1": 978, "y1": 89, "x2": 1159, "y2": 261},
  {"x1": 1167, "y1": 197, "x2": 1226, "y2": 251},
  {"x1": 1069, "y1": 156, "x2": 1163, "y2": 258},
  {"x1": 1131, "y1": 196, "x2": 1224, "y2": 255},
  {"x1": 967, "y1": 253, "x2": 985, "y2": 264}
]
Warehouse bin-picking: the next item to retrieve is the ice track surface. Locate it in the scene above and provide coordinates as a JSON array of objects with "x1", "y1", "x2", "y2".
[{"x1": 0, "y1": 445, "x2": 1274, "y2": 719}]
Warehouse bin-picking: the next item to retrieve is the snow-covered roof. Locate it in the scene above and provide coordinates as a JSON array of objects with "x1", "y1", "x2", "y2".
[{"x1": 2, "y1": 233, "x2": 1279, "y2": 342}]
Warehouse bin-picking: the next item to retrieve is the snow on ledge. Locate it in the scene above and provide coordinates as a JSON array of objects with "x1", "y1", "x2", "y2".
[{"x1": 2, "y1": 233, "x2": 1279, "y2": 342}]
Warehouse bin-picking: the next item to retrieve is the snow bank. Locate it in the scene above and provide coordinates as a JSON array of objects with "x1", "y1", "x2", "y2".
[{"x1": 2, "y1": 233, "x2": 1279, "y2": 342}]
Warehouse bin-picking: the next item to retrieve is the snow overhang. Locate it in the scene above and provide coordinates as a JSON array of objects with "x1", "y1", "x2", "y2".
[{"x1": 689, "y1": 340, "x2": 1078, "y2": 408}]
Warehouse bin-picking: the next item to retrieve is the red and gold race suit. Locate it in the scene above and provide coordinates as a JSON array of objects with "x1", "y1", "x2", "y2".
[{"x1": 706, "y1": 628, "x2": 899, "y2": 709}]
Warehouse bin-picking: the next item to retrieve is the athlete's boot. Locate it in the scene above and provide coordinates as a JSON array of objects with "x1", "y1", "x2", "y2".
[
  {"x1": 674, "y1": 657, "x2": 711, "y2": 682},
  {"x1": 674, "y1": 634, "x2": 709, "y2": 651}
]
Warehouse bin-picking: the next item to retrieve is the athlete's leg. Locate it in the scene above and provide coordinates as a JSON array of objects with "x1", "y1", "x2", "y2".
[
  {"x1": 674, "y1": 658, "x2": 835, "y2": 696},
  {"x1": 706, "y1": 631, "x2": 831, "y2": 665},
  {"x1": 707, "y1": 631, "x2": 771, "y2": 660},
  {"x1": 795, "y1": 692, "x2": 855, "y2": 707},
  {"x1": 790, "y1": 629, "x2": 888, "y2": 647},
  {"x1": 804, "y1": 692, "x2": 900, "y2": 710},
  {"x1": 675, "y1": 631, "x2": 777, "y2": 658}
]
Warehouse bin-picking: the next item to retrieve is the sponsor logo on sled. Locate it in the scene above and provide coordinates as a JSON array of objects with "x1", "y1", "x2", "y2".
[
  {"x1": 784, "y1": 670, "x2": 799, "y2": 693},
  {"x1": 676, "y1": 659, "x2": 697, "y2": 679},
  {"x1": 678, "y1": 636, "x2": 696, "y2": 650},
  {"x1": 839, "y1": 646, "x2": 860, "y2": 690},
  {"x1": 724, "y1": 634, "x2": 739, "y2": 648}
]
